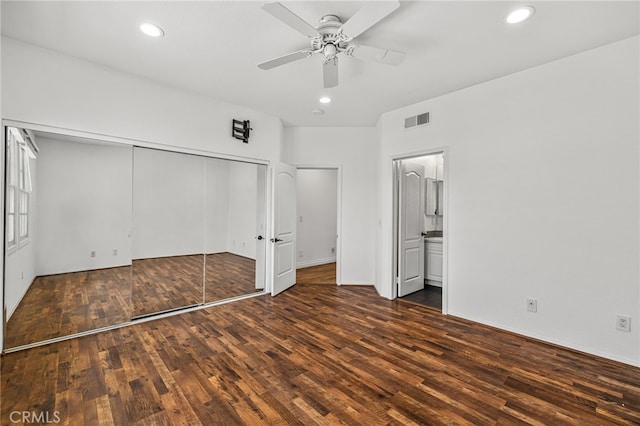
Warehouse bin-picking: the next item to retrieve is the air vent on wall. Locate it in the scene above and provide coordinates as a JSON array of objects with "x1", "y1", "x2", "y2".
[{"x1": 404, "y1": 112, "x2": 430, "y2": 129}]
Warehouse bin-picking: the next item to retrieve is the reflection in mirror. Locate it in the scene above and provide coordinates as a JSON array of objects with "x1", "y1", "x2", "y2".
[
  {"x1": 131, "y1": 148, "x2": 205, "y2": 318},
  {"x1": 4, "y1": 131, "x2": 269, "y2": 349},
  {"x1": 4, "y1": 128, "x2": 133, "y2": 348},
  {"x1": 204, "y1": 160, "x2": 267, "y2": 303}
]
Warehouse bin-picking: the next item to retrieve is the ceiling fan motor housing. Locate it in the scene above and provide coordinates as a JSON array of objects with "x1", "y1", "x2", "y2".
[
  {"x1": 317, "y1": 14, "x2": 342, "y2": 34},
  {"x1": 312, "y1": 14, "x2": 349, "y2": 57}
]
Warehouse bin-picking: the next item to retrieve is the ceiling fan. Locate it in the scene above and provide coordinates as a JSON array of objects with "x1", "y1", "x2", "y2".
[{"x1": 257, "y1": 1, "x2": 405, "y2": 88}]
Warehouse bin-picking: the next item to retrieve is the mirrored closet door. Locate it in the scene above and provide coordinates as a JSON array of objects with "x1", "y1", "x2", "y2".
[
  {"x1": 4, "y1": 126, "x2": 269, "y2": 350},
  {"x1": 204, "y1": 159, "x2": 267, "y2": 303},
  {"x1": 131, "y1": 148, "x2": 206, "y2": 318},
  {"x1": 3, "y1": 128, "x2": 133, "y2": 349}
]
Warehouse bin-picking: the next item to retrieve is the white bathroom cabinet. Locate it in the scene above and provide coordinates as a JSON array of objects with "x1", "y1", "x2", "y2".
[{"x1": 425, "y1": 239, "x2": 443, "y2": 287}]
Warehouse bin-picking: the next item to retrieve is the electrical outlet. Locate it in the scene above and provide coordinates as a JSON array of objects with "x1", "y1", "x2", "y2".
[
  {"x1": 90, "y1": 250, "x2": 96, "y2": 258},
  {"x1": 616, "y1": 315, "x2": 631, "y2": 332},
  {"x1": 331, "y1": 247, "x2": 335, "y2": 254},
  {"x1": 298, "y1": 250, "x2": 303, "y2": 258},
  {"x1": 527, "y1": 298, "x2": 537, "y2": 313},
  {"x1": 299, "y1": 216, "x2": 303, "y2": 222},
  {"x1": 113, "y1": 248, "x2": 118, "y2": 256}
]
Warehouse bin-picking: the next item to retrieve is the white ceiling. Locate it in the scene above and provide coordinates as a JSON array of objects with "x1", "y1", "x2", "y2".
[{"x1": 2, "y1": 1, "x2": 638, "y2": 127}]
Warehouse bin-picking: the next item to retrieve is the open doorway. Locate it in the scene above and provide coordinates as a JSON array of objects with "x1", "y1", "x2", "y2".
[
  {"x1": 394, "y1": 152, "x2": 445, "y2": 310},
  {"x1": 295, "y1": 168, "x2": 339, "y2": 285}
]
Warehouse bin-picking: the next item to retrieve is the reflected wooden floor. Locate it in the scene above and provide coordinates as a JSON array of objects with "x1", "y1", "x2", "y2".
[
  {"x1": 7, "y1": 254, "x2": 259, "y2": 347},
  {"x1": 205, "y1": 252, "x2": 260, "y2": 303},
  {"x1": 132, "y1": 255, "x2": 204, "y2": 317},
  {"x1": 296, "y1": 262, "x2": 336, "y2": 285},
  {"x1": 2, "y1": 283, "x2": 639, "y2": 425},
  {"x1": 133, "y1": 253, "x2": 260, "y2": 316},
  {"x1": 4, "y1": 266, "x2": 131, "y2": 349}
]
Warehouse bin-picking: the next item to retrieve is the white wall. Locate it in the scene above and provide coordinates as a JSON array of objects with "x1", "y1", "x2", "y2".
[
  {"x1": 205, "y1": 158, "x2": 230, "y2": 254},
  {"x1": 376, "y1": 36, "x2": 640, "y2": 366},
  {"x1": 5, "y1": 155, "x2": 37, "y2": 319},
  {"x1": 36, "y1": 137, "x2": 132, "y2": 274},
  {"x1": 283, "y1": 127, "x2": 376, "y2": 285},
  {"x1": 296, "y1": 169, "x2": 337, "y2": 268},
  {"x1": 1, "y1": 38, "x2": 282, "y2": 163},
  {"x1": 133, "y1": 148, "x2": 206, "y2": 259},
  {"x1": 133, "y1": 153, "x2": 262, "y2": 260},
  {"x1": 226, "y1": 161, "x2": 259, "y2": 259}
]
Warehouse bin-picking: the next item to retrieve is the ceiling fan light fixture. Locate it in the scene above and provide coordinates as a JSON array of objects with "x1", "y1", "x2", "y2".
[
  {"x1": 323, "y1": 43, "x2": 338, "y2": 60},
  {"x1": 319, "y1": 96, "x2": 332, "y2": 104},
  {"x1": 506, "y1": 6, "x2": 535, "y2": 24},
  {"x1": 140, "y1": 23, "x2": 165, "y2": 37}
]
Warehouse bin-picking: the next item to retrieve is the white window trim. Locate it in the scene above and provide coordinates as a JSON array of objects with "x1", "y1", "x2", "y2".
[{"x1": 5, "y1": 126, "x2": 34, "y2": 254}]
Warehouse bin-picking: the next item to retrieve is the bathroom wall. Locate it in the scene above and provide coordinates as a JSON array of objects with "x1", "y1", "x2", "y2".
[{"x1": 410, "y1": 153, "x2": 444, "y2": 232}]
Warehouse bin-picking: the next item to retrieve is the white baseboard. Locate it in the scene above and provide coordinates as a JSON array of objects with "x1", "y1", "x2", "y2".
[
  {"x1": 426, "y1": 279, "x2": 442, "y2": 288},
  {"x1": 448, "y1": 310, "x2": 640, "y2": 368},
  {"x1": 296, "y1": 256, "x2": 336, "y2": 269}
]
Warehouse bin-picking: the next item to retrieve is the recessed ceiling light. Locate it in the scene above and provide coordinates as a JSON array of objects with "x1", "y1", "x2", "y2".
[
  {"x1": 311, "y1": 109, "x2": 325, "y2": 115},
  {"x1": 319, "y1": 96, "x2": 332, "y2": 104},
  {"x1": 140, "y1": 23, "x2": 165, "y2": 37},
  {"x1": 506, "y1": 6, "x2": 535, "y2": 24}
]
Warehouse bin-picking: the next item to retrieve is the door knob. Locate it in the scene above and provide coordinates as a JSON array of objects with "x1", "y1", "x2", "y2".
[
  {"x1": 256, "y1": 235, "x2": 264, "y2": 240},
  {"x1": 270, "y1": 238, "x2": 283, "y2": 243},
  {"x1": 421, "y1": 232, "x2": 427, "y2": 237}
]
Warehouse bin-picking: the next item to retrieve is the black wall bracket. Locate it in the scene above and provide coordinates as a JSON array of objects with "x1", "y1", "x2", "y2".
[{"x1": 232, "y1": 119, "x2": 252, "y2": 143}]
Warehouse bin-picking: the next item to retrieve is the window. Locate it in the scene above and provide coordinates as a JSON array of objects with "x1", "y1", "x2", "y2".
[
  {"x1": 18, "y1": 145, "x2": 31, "y2": 241},
  {"x1": 6, "y1": 128, "x2": 18, "y2": 250},
  {"x1": 5, "y1": 127, "x2": 35, "y2": 252}
]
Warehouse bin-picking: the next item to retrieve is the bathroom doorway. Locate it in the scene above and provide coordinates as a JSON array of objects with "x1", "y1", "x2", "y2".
[{"x1": 393, "y1": 151, "x2": 446, "y2": 311}]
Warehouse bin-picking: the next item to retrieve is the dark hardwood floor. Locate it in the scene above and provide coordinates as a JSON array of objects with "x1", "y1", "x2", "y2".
[
  {"x1": 133, "y1": 252, "x2": 260, "y2": 316},
  {"x1": 6, "y1": 253, "x2": 260, "y2": 348},
  {"x1": 402, "y1": 284, "x2": 443, "y2": 310},
  {"x1": 205, "y1": 252, "x2": 261, "y2": 303},
  {"x1": 296, "y1": 262, "x2": 336, "y2": 285},
  {"x1": 2, "y1": 282, "x2": 639, "y2": 425},
  {"x1": 132, "y1": 255, "x2": 204, "y2": 317},
  {"x1": 4, "y1": 266, "x2": 131, "y2": 349}
]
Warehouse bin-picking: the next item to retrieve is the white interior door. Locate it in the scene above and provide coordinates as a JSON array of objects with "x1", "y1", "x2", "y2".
[
  {"x1": 398, "y1": 161, "x2": 425, "y2": 297},
  {"x1": 271, "y1": 163, "x2": 297, "y2": 296}
]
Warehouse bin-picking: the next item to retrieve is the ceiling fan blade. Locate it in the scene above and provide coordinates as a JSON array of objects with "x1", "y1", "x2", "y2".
[
  {"x1": 348, "y1": 44, "x2": 405, "y2": 65},
  {"x1": 261, "y1": 2, "x2": 319, "y2": 38},
  {"x1": 258, "y1": 49, "x2": 314, "y2": 70},
  {"x1": 323, "y1": 58, "x2": 338, "y2": 88},
  {"x1": 339, "y1": 1, "x2": 400, "y2": 39}
]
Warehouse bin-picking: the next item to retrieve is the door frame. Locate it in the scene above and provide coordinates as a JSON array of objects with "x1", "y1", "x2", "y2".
[
  {"x1": 293, "y1": 164, "x2": 343, "y2": 285},
  {"x1": 392, "y1": 148, "x2": 449, "y2": 314}
]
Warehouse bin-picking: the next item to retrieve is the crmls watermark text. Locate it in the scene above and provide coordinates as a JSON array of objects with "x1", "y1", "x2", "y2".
[{"x1": 9, "y1": 411, "x2": 61, "y2": 424}]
